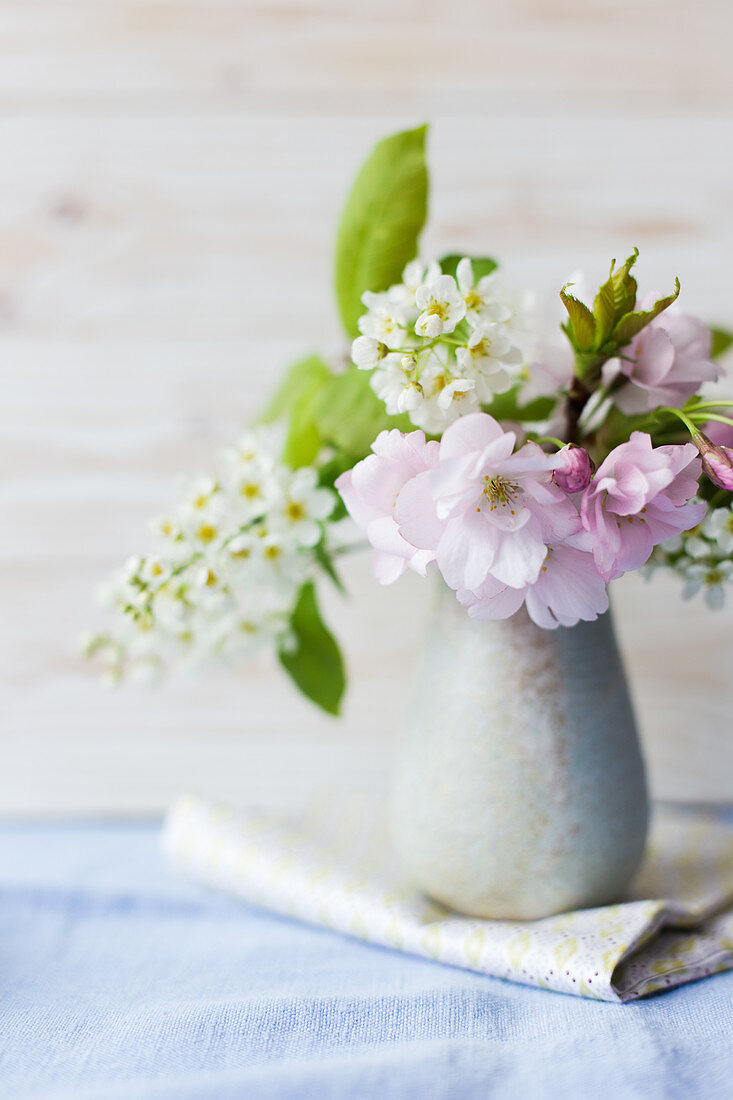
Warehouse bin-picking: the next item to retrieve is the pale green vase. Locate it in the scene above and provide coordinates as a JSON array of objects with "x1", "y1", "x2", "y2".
[{"x1": 390, "y1": 580, "x2": 649, "y2": 920}]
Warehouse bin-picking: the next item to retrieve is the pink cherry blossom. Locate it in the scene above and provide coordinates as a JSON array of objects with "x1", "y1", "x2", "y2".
[
  {"x1": 395, "y1": 413, "x2": 582, "y2": 591},
  {"x1": 608, "y1": 298, "x2": 720, "y2": 414},
  {"x1": 455, "y1": 574, "x2": 525, "y2": 622},
  {"x1": 524, "y1": 544, "x2": 609, "y2": 628},
  {"x1": 457, "y1": 542, "x2": 609, "y2": 630},
  {"x1": 553, "y1": 444, "x2": 594, "y2": 494},
  {"x1": 580, "y1": 431, "x2": 705, "y2": 582},
  {"x1": 335, "y1": 428, "x2": 439, "y2": 585}
]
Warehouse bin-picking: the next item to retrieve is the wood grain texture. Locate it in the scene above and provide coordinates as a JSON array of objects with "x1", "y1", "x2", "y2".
[
  {"x1": 2, "y1": 0, "x2": 733, "y2": 814},
  {"x1": 0, "y1": 2, "x2": 730, "y2": 104}
]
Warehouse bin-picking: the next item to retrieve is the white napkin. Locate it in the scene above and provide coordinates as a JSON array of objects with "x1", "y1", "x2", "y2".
[{"x1": 162, "y1": 793, "x2": 733, "y2": 1002}]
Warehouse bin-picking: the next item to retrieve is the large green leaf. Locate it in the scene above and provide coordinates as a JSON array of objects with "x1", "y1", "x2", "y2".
[
  {"x1": 312, "y1": 538, "x2": 347, "y2": 594},
  {"x1": 334, "y1": 125, "x2": 429, "y2": 338},
  {"x1": 313, "y1": 368, "x2": 413, "y2": 459},
  {"x1": 282, "y1": 412, "x2": 322, "y2": 469},
  {"x1": 260, "y1": 354, "x2": 333, "y2": 468},
  {"x1": 261, "y1": 354, "x2": 332, "y2": 424},
  {"x1": 279, "y1": 581, "x2": 346, "y2": 716}
]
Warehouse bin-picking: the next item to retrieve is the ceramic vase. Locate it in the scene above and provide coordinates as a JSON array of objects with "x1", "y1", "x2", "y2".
[{"x1": 390, "y1": 580, "x2": 649, "y2": 920}]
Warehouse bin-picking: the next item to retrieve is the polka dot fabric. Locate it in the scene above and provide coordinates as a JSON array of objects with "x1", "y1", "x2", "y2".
[{"x1": 163, "y1": 796, "x2": 733, "y2": 1003}]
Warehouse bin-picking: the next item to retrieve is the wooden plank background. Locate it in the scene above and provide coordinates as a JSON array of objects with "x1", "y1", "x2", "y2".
[{"x1": 2, "y1": 0, "x2": 733, "y2": 815}]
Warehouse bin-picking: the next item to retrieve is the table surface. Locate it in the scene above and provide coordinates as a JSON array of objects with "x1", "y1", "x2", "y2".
[{"x1": 2, "y1": 820, "x2": 733, "y2": 1100}]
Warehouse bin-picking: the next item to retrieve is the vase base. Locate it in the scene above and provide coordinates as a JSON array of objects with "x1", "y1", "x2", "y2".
[{"x1": 420, "y1": 878, "x2": 641, "y2": 922}]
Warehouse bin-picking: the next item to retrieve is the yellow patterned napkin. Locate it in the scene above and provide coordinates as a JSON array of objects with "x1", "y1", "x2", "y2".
[{"x1": 162, "y1": 794, "x2": 733, "y2": 1002}]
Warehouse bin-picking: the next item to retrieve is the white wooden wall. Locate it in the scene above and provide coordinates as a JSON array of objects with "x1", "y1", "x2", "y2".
[{"x1": 3, "y1": 1, "x2": 733, "y2": 815}]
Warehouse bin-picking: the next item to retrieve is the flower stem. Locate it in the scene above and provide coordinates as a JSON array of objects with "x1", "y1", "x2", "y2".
[
  {"x1": 685, "y1": 399, "x2": 733, "y2": 410},
  {"x1": 657, "y1": 406, "x2": 700, "y2": 437},
  {"x1": 688, "y1": 412, "x2": 733, "y2": 428},
  {"x1": 564, "y1": 377, "x2": 591, "y2": 444}
]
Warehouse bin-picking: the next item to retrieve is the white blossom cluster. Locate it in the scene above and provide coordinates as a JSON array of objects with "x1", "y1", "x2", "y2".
[
  {"x1": 648, "y1": 503, "x2": 733, "y2": 609},
  {"x1": 351, "y1": 258, "x2": 532, "y2": 433},
  {"x1": 82, "y1": 428, "x2": 336, "y2": 683}
]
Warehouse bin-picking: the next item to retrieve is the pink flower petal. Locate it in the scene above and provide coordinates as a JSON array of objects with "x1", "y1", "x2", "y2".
[
  {"x1": 439, "y1": 411, "x2": 506, "y2": 460},
  {"x1": 393, "y1": 470, "x2": 445, "y2": 549},
  {"x1": 436, "y1": 511, "x2": 500, "y2": 592}
]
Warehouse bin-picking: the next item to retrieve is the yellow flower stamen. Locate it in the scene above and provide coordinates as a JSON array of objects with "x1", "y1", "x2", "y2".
[
  {"x1": 483, "y1": 475, "x2": 520, "y2": 511},
  {"x1": 197, "y1": 523, "x2": 218, "y2": 543},
  {"x1": 286, "y1": 501, "x2": 306, "y2": 522}
]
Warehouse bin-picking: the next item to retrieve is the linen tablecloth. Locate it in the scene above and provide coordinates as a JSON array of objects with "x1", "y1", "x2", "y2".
[{"x1": 2, "y1": 816, "x2": 733, "y2": 1099}]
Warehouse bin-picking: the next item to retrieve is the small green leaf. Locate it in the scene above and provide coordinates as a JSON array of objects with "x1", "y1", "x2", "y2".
[
  {"x1": 609, "y1": 250, "x2": 639, "y2": 317},
  {"x1": 711, "y1": 326, "x2": 733, "y2": 360},
  {"x1": 439, "y1": 254, "x2": 498, "y2": 281},
  {"x1": 279, "y1": 581, "x2": 346, "y2": 716},
  {"x1": 592, "y1": 279, "x2": 617, "y2": 349},
  {"x1": 560, "y1": 286, "x2": 596, "y2": 352},
  {"x1": 611, "y1": 278, "x2": 680, "y2": 347},
  {"x1": 261, "y1": 355, "x2": 333, "y2": 468},
  {"x1": 334, "y1": 125, "x2": 429, "y2": 338},
  {"x1": 313, "y1": 367, "x2": 412, "y2": 459}
]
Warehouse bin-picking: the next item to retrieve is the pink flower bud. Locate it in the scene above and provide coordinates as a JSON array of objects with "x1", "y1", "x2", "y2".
[
  {"x1": 693, "y1": 431, "x2": 733, "y2": 490},
  {"x1": 552, "y1": 444, "x2": 594, "y2": 494}
]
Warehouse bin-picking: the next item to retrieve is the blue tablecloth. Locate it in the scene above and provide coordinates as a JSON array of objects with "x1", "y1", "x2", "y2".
[{"x1": 1, "y1": 820, "x2": 732, "y2": 1100}]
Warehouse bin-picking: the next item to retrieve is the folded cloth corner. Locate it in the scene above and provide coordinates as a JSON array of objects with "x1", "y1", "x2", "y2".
[{"x1": 161, "y1": 794, "x2": 733, "y2": 1003}]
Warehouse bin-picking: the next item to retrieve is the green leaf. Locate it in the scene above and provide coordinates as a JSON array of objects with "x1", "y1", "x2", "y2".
[
  {"x1": 439, "y1": 254, "x2": 498, "y2": 281},
  {"x1": 261, "y1": 355, "x2": 333, "y2": 468},
  {"x1": 593, "y1": 252, "x2": 640, "y2": 349},
  {"x1": 313, "y1": 539, "x2": 347, "y2": 594},
  {"x1": 609, "y1": 250, "x2": 639, "y2": 318},
  {"x1": 560, "y1": 285, "x2": 596, "y2": 352},
  {"x1": 611, "y1": 279, "x2": 680, "y2": 347},
  {"x1": 483, "y1": 384, "x2": 556, "y2": 422},
  {"x1": 279, "y1": 581, "x2": 346, "y2": 716},
  {"x1": 282, "y1": 417, "x2": 321, "y2": 469},
  {"x1": 261, "y1": 354, "x2": 331, "y2": 423},
  {"x1": 711, "y1": 326, "x2": 733, "y2": 360},
  {"x1": 313, "y1": 367, "x2": 412, "y2": 459},
  {"x1": 592, "y1": 278, "x2": 617, "y2": 350},
  {"x1": 334, "y1": 125, "x2": 429, "y2": 337}
]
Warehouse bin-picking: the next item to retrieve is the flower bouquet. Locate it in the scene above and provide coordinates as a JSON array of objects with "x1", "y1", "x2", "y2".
[{"x1": 86, "y1": 126, "x2": 733, "y2": 917}]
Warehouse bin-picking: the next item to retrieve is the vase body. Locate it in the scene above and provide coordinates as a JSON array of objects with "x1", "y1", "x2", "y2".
[{"x1": 390, "y1": 581, "x2": 649, "y2": 920}]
